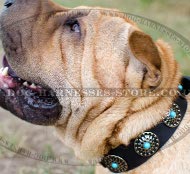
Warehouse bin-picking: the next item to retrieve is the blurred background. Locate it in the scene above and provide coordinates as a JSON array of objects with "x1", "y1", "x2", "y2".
[{"x1": 0, "y1": 0, "x2": 189, "y2": 174}]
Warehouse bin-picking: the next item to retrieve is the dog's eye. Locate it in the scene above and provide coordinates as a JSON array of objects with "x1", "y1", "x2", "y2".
[{"x1": 65, "y1": 19, "x2": 81, "y2": 33}]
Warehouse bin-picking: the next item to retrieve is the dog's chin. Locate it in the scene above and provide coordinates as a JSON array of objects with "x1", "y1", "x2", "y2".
[{"x1": 0, "y1": 55, "x2": 62, "y2": 126}]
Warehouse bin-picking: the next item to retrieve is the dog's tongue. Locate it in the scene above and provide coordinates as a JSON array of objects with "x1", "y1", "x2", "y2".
[{"x1": 2, "y1": 55, "x2": 18, "y2": 78}]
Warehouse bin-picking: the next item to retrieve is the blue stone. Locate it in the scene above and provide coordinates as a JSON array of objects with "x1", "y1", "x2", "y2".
[
  {"x1": 169, "y1": 110, "x2": 176, "y2": 118},
  {"x1": 143, "y1": 142, "x2": 151, "y2": 149},
  {"x1": 178, "y1": 85, "x2": 183, "y2": 91},
  {"x1": 111, "y1": 162, "x2": 119, "y2": 169}
]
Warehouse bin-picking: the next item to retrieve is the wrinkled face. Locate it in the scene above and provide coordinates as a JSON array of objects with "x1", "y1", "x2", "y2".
[
  {"x1": 0, "y1": 0, "x2": 162, "y2": 127},
  {"x1": 0, "y1": 0, "x2": 131, "y2": 125}
]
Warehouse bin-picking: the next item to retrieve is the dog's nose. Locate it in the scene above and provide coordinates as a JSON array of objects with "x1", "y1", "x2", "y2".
[{"x1": 4, "y1": 0, "x2": 14, "y2": 8}]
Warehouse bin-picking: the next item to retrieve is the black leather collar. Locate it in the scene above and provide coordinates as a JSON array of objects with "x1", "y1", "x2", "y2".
[{"x1": 100, "y1": 76, "x2": 190, "y2": 173}]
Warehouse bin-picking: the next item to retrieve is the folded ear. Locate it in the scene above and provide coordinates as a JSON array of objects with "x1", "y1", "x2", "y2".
[{"x1": 129, "y1": 30, "x2": 162, "y2": 89}]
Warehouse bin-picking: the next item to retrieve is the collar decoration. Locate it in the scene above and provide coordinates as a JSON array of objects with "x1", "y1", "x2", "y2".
[{"x1": 100, "y1": 76, "x2": 190, "y2": 173}]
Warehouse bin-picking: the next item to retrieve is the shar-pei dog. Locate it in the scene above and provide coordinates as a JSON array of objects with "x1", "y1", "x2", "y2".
[{"x1": 0, "y1": 0, "x2": 190, "y2": 174}]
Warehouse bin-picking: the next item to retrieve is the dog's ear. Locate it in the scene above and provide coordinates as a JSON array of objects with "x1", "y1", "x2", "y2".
[{"x1": 129, "y1": 30, "x2": 162, "y2": 88}]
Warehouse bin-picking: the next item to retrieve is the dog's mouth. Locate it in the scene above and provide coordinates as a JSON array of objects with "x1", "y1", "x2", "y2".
[{"x1": 0, "y1": 55, "x2": 62, "y2": 126}]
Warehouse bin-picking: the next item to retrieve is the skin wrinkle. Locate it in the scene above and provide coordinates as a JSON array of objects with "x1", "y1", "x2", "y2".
[
  {"x1": 74, "y1": 18, "x2": 86, "y2": 96},
  {"x1": 79, "y1": 30, "x2": 86, "y2": 100},
  {"x1": 83, "y1": 11, "x2": 100, "y2": 89},
  {"x1": 109, "y1": 89, "x2": 167, "y2": 145},
  {"x1": 75, "y1": 104, "x2": 97, "y2": 140},
  {"x1": 31, "y1": 0, "x2": 42, "y2": 49},
  {"x1": 69, "y1": 13, "x2": 107, "y2": 145},
  {"x1": 6, "y1": 33, "x2": 14, "y2": 43},
  {"x1": 80, "y1": 97, "x2": 120, "y2": 155},
  {"x1": 64, "y1": 9, "x2": 110, "y2": 144},
  {"x1": 93, "y1": 15, "x2": 104, "y2": 89},
  {"x1": 18, "y1": 31, "x2": 23, "y2": 50},
  {"x1": 94, "y1": 18, "x2": 126, "y2": 89},
  {"x1": 76, "y1": 98, "x2": 115, "y2": 142},
  {"x1": 60, "y1": 28, "x2": 67, "y2": 71},
  {"x1": 76, "y1": 103, "x2": 101, "y2": 141},
  {"x1": 72, "y1": 17, "x2": 87, "y2": 98},
  {"x1": 79, "y1": 96, "x2": 132, "y2": 157},
  {"x1": 108, "y1": 98, "x2": 136, "y2": 145},
  {"x1": 60, "y1": 30, "x2": 75, "y2": 89},
  {"x1": 59, "y1": 103, "x2": 72, "y2": 130},
  {"x1": 62, "y1": 19, "x2": 85, "y2": 91},
  {"x1": 110, "y1": 96, "x2": 166, "y2": 145},
  {"x1": 76, "y1": 16, "x2": 107, "y2": 141},
  {"x1": 110, "y1": 20, "x2": 126, "y2": 87},
  {"x1": 60, "y1": 22, "x2": 82, "y2": 92},
  {"x1": 59, "y1": 28, "x2": 84, "y2": 125},
  {"x1": 76, "y1": 15, "x2": 131, "y2": 144}
]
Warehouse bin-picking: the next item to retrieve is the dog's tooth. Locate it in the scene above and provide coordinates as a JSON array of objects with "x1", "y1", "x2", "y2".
[
  {"x1": 3, "y1": 84, "x2": 8, "y2": 88},
  {"x1": 2, "y1": 67, "x2": 9, "y2": 76},
  {"x1": 23, "y1": 82, "x2": 29, "y2": 86},
  {"x1": 0, "y1": 67, "x2": 4, "y2": 73},
  {"x1": 30, "y1": 83, "x2": 37, "y2": 89}
]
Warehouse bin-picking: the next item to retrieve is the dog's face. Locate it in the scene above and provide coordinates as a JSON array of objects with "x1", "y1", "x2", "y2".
[{"x1": 0, "y1": 0, "x2": 180, "y2": 160}]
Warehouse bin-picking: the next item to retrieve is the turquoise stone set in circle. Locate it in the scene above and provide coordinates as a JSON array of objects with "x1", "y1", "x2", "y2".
[
  {"x1": 163, "y1": 103, "x2": 181, "y2": 128},
  {"x1": 102, "y1": 155, "x2": 129, "y2": 173},
  {"x1": 134, "y1": 132, "x2": 160, "y2": 157},
  {"x1": 102, "y1": 84, "x2": 183, "y2": 173},
  {"x1": 178, "y1": 84, "x2": 183, "y2": 91},
  {"x1": 163, "y1": 84, "x2": 183, "y2": 128}
]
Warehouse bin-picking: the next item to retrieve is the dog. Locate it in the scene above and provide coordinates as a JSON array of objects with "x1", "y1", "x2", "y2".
[{"x1": 0, "y1": 0, "x2": 190, "y2": 173}]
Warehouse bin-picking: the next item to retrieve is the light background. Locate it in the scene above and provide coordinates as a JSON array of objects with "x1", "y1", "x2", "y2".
[{"x1": 0, "y1": 0, "x2": 189, "y2": 174}]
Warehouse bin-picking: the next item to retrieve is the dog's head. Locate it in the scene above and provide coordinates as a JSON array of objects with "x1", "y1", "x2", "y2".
[{"x1": 0, "y1": 0, "x2": 180, "y2": 159}]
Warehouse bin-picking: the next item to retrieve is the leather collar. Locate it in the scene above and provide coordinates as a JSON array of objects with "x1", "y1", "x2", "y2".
[{"x1": 100, "y1": 76, "x2": 190, "y2": 173}]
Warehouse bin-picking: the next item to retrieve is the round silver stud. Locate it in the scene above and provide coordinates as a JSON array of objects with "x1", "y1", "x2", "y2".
[
  {"x1": 163, "y1": 103, "x2": 181, "y2": 128},
  {"x1": 134, "y1": 132, "x2": 159, "y2": 157},
  {"x1": 101, "y1": 155, "x2": 128, "y2": 173}
]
